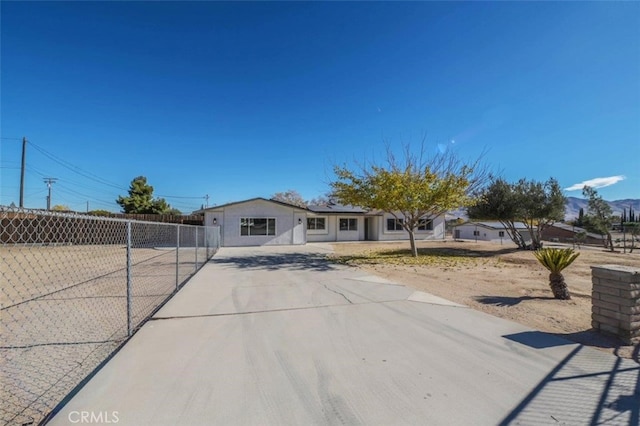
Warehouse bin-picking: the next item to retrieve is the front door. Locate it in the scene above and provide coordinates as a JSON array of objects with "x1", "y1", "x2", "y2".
[{"x1": 364, "y1": 218, "x2": 370, "y2": 240}]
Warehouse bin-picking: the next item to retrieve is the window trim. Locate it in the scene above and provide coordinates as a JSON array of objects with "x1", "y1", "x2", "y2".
[
  {"x1": 240, "y1": 217, "x2": 276, "y2": 237},
  {"x1": 386, "y1": 217, "x2": 404, "y2": 232},
  {"x1": 307, "y1": 216, "x2": 328, "y2": 234},
  {"x1": 339, "y1": 217, "x2": 358, "y2": 232},
  {"x1": 417, "y1": 218, "x2": 433, "y2": 232}
]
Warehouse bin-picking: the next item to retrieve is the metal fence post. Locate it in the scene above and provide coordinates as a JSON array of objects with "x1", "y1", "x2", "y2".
[
  {"x1": 176, "y1": 225, "x2": 180, "y2": 291},
  {"x1": 205, "y1": 227, "x2": 210, "y2": 260},
  {"x1": 195, "y1": 226, "x2": 199, "y2": 272},
  {"x1": 126, "y1": 221, "x2": 133, "y2": 337}
]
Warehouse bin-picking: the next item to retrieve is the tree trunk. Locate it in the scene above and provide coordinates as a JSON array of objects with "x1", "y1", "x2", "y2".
[
  {"x1": 606, "y1": 232, "x2": 614, "y2": 252},
  {"x1": 549, "y1": 272, "x2": 571, "y2": 300},
  {"x1": 502, "y1": 221, "x2": 527, "y2": 249},
  {"x1": 408, "y1": 230, "x2": 418, "y2": 257}
]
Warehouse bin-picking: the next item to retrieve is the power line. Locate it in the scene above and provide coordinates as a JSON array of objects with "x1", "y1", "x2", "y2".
[
  {"x1": 156, "y1": 194, "x2": 206, "y2": 199},
  {"x1": 28, "y1": 141, "x2": 125, "y2": 190},
  {"x1": 56, "y1": 183, "x2": 116, "y2": 208},
  {"x1": 15, "y1": 139, "x2": 206, "y2": 210}
]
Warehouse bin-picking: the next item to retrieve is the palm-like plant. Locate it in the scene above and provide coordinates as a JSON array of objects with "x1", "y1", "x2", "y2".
[{"x1": 533, "y1": 248, "x2": 580, "y2": 300}]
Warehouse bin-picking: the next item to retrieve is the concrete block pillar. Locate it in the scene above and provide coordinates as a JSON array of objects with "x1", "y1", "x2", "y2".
[{"x1": 591, "y1": 265, "x2": 640, "y2": 344}]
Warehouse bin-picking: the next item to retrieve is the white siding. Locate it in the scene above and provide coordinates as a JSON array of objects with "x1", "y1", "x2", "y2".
[
  {"x1": 306, "y1": 215, "x2": 338, "y2": 243},
  {"x1": 336, "y1": 216, "x2": 364, "y2": 241},
  {"x1": 454, "y1": 223, "x2": 518, "y2": 243},
  {"x1": 369, "y1": 217, "x2": 380, "y2": 240},
  {"x1": 204, "y1": 199, "x2": 306, "y2": 247}
]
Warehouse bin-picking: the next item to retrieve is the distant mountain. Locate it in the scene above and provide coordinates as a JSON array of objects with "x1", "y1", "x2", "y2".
[
  {"x1": 564, "y1": 197, "x2": 640, "y2": 220},
  {"x1": 447, "y1": 197, "x2": 640, "y2": 222}
]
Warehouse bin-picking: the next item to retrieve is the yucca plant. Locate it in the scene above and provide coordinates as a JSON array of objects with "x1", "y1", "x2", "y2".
[{"x1": 533, "y1": 248, "x2": 580, "y2": 300}]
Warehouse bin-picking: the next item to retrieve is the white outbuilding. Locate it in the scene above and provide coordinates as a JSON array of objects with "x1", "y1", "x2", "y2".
[{"x1": 453, "y1": 221, "x2": 532, "y2": 244}]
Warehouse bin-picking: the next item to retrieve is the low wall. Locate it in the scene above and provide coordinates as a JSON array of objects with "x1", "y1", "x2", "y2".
[{"x1": 591, "y1": 265, "x2": 640, "y2": 344}]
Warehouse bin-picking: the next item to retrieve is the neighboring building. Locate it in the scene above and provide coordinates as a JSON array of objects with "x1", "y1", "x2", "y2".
[
  {"x1": 453, "y1": 221, "x2": 532, "y2": 244},
  {"x1": 542, "y1": 222, "x2": 603, "y2": 246},
  {"x1": 197, "y1": 198, "x2": 445, "y2": 247}
]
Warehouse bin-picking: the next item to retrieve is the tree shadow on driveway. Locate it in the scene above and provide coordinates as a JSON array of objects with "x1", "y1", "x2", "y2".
[{"x1": 211, "y1": 252, "x2": 338, "y2": 272}]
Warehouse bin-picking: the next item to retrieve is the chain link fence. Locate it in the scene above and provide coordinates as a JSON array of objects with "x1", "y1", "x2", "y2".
[{"x1": 1, "y1": 207, "x2": 220, "y2": 425}]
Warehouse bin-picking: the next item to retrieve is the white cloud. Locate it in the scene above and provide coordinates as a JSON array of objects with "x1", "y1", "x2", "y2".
[{"x1": 565, "y1": 175, "x2": 626, "y2": 191}]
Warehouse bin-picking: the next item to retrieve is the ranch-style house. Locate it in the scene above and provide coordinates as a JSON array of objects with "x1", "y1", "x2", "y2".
[{"x1": 197, "y1": 197, "x2": 445, "y2": 247}]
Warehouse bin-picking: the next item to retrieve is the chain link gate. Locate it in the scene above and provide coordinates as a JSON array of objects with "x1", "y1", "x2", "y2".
[{"x1": 0, "y1": 207, "x2": 220, "y2": 425}]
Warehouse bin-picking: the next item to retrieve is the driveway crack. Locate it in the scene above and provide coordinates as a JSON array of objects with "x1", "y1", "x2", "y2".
[{"x1": 323, "y1": 284, "x2": 353, "y2": 304}]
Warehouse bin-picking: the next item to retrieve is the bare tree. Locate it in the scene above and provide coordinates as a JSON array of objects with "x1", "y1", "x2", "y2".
[{"x1": 271, "y1": 189, "x2": 307, "y2": 208}]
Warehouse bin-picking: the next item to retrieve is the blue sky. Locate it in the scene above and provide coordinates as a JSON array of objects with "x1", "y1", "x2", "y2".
[{"x1": 1, "y1": 2, "x2": 638, "y2": 213}]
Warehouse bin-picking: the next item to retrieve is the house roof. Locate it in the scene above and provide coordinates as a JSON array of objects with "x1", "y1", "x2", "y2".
[
  {"x1": 548, "y1": 222, "x2": 602, "y2": 239},
  {"x1": 193, "y1": 197, "x2": 309, "y2": 214},
  {"x1": 307, "y1": 204, "x2": 369, "y2": 214},
  {"x1": 456, "y1": 221, "x2": 529, "y2": 230}
]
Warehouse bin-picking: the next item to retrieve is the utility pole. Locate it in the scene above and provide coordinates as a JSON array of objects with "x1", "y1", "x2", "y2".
[
  {"x1": 19, "y1": 137, "x2": 27, "y2": 208},
  {"x1": 43, "y1": 177, "x2": 58, "y2": 210},
  {"x1": 87, "y1": 201, "x2": 89, "y2": 213},
  {"x1": 204, "y1": 194, "x2": 210, "y2": 208}
]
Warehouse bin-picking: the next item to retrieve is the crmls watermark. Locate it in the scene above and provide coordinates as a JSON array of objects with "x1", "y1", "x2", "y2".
[{"x1": 68, "y1": 411, "x2": 119, "y2": 424}]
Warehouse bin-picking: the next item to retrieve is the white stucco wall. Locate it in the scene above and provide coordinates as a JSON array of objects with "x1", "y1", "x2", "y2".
[
  {"x1": 306, "y1": 215, "x2": 337, "y2": 243},
  {"x1": 306, "y1": 215, "x2": 366, "y2": 242},
  {"x1": 204, "y1": 200, "x2": 306, "y2": 247},
  {"x1": 376, "y1": 213, "x2": 445, "y2": 241},
  {"x1": 335, "y1": 216, "x2": 365, "y2": 241}
]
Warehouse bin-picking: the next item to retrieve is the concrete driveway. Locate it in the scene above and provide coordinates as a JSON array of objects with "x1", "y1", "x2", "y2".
[{"x1": 49, "y1": 244, "x2": 639, "y2": 425}]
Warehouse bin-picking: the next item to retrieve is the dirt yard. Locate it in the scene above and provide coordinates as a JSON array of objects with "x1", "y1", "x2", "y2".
[{"x1": 329, "y1": 240, "x2": 640, "y2": 360}]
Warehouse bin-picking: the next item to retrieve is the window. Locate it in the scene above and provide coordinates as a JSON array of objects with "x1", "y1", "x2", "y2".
[
  {"x1": 240, "y1": 218, "x2": 275, "y2": 236},
  {"x1": 307, "y1": 217, "x2": 326, "y2": 230},
  {"x1": 387, "y1": 218, "x2": 404, "y2": 231},
  {"x1": 339, "y1": 218, "x2": 357, "y2": 231},
  {"x1": 417, "y1": 218, "x2": 433, "y2": 231},
  {"x1": 473, "y1": 230, "x2": 480, "y2": 236},
  {"x1": 498, "y1": 231, "x2": 505, "y2": 237}
]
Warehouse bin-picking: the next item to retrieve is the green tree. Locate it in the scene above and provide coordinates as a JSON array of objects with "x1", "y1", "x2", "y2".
[
  {"x1": 467, "y1": 177, "x2": 565, "y2": 249},
  {"x1": 271, "y1": 190, "x2": 307, "y2": 208},
  {"x1": 582, "y1": 186, "x2": 614, "y2": 251},
  {"x1": 574, "y1": 207, "x2": 584, "y2": 227},
  {"x1": 116, "y1": 176, "x2": 172, "y2": 214},
  {"x1": 331, "y1": 146, "x2": 486, "y2": 257},
  {"x1": 467, "y1": 178, "x2": 527, "y2": 247},
  {"x1": 515, "y1": 178, "x2": 566, "y2": 249},
  {"x1": 533, "y1": 248, "x2": 580, "y2": 300},
  {"x1": 167, "y1": 207, "x2": 182, "y2": 215},
  {"x1": 52, "y1": 204, "x2": 71, "y2": 212},
  {"x1": 623, "y1": 222, "x2": 639, "y2": 253}
]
